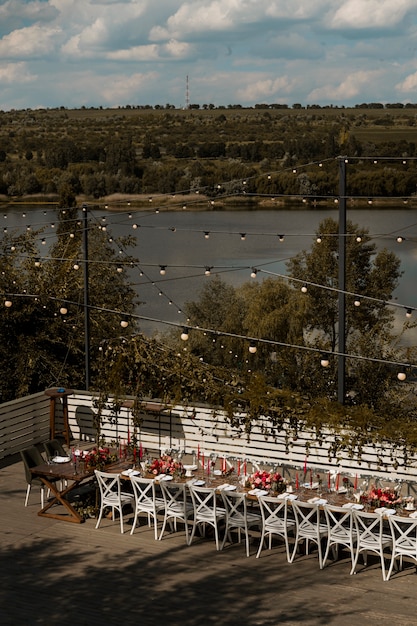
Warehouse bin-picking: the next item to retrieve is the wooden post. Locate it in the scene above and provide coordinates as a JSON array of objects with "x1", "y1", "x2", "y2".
[{"x1": 44, "y1": 388, "x2": 74, "y2": 446}]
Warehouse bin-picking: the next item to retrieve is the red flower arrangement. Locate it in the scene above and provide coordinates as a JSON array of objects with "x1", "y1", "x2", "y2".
[
  {"x1": 360, "y1": 485, "x2": 402, "y2": 509},
  {"x1": 84, "y1": 446, "x2": 114, "y2": 469},
  {"x1": 249, "y1": 470, "x2": 286, "y2": 493},
  {"x1": 148, "y1": 454, "x2": 184, "y2": 477}
]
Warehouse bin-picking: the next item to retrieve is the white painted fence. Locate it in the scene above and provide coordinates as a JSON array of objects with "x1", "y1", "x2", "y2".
[{"x1": 1, "y1": 390, "x2": 417, "y2": 494}]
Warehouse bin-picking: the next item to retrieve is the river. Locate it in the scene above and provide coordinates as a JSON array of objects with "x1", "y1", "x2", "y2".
[{"x1": 2, "y1": 205, "x2": 417, "y2": 341}]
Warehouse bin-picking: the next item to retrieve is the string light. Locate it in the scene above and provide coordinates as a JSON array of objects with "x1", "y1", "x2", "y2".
[
  {"x1": 250, "y1": 268, "x2": 258, "y2": 278},
  {"x1": 406, "y1": 308, "x2": 413, "y2": 318},
  {"x1": 320, "y1": 354, "x2": 330, "y2": 368},
  {"x1": 180, "y1": 327, "x2": 189, "y2": 341},
  {"x1": 240, "y1": 233, "x2": 246, "y2": 241},
  {"x1": 4, "y1": 300, "x2": 12, "y2": 307},
  {"x1": 248, "y1": 341, "x2": 257, "y2": 354},
  {"x1": 59, "y1": 305, "x2": 68, "y2": 315},
  {"x1": 159, "y1": 265, "x2": 166, "y2": 276},
  {"x1": 397, "y1": 371, "x2": 407, "y2": 381}
]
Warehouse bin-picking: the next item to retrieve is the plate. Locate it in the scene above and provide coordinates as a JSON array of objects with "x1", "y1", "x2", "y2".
[
  {"x1": 158, "y1": 474, "x2": 173, "y2": 481},
  {"x1": 52, "y1": 456, "x2": 71, "y2": 463},
  {"x1": 193, "y1": 480, "x2": 205, "y2": 486},
  {"x1": 221, "y1": 484, "x2": 237, "y2": 491},
  {"x1": 213, "y1": 469, "x2": 222, "y2": 476}
]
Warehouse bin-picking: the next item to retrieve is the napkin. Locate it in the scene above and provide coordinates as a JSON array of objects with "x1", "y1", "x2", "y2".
[
  {"x1": 409, "y1": 511, "x2": 417, "y2": 519},
  {"x1": 121, "y1": 469, "x2": 140, "y2": 477},
  {"x1": 277, "y1": 493, "x2": 298, "y2": 501},
  {"x1": 343, "y1": 502, "x2": 364, "y2": 510},
  {"x1": 193, "y1": 480, "x2": 205, "y2": 487},
  {"x1": 248, "y1": 489, "x2": 269, "y2": 497},
  {"x1": 374, "y1": 507, "x2": 396, "y2": 516},
  {"x1": 52, "y1": 456, "x2": 71, "y2": 463},
  {"x1": 307, "y1": 497, "x2": 328, "y2": 505},
  {"x1": 219, "y1": 484, "x2": 236, "y2": 491}
]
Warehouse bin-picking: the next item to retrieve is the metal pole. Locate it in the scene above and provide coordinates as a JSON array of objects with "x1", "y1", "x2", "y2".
[
  {"x1": 82, "y1": 204, "x2": 91, "y2": 390},
  {"x1": 338, "y1": 158, "x2": 346, "y2": 404}
]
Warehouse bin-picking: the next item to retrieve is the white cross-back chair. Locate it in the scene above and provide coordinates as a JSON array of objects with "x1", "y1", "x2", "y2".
[
  {"x1": 291, "y1": 500, "x2": 329, "y2": 569},
  {"x1": 188, "y1": 485, "x2": 226, "y2": 550},
  {"x1": 94, "y1": 470, "x2": 134, "y2": 534},
  {"x1": 256, "y1": 496, "x2": 296, "y2": 562},
  {"x1": 322, "y1": 505, "x2": 356, "y2": 569},
  {"x1": 386, "y1": 514, "x2": 417, "y2": 580},
  {"x1": 159, "y1": 481, "x2": 194, "y2": 542},
  {"x1": 220, "y1": 490, "x2": 261, "y2": 557},
  {"x1": 130, "y1": 476, "x2": 165, "y2": 539},
  {"x1": 351, "y1": 509, "x2": 393, "y2": 581}
]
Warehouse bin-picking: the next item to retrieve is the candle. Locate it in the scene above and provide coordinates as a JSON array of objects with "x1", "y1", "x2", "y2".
[
  {"x1": 237, "y1": 460, "x2": 241, "y2": 476},
  {"x1": 127, "y1": 426, "x2": 130, "y2": 445},
  {"x1": 223, "y1": 457, "x2": 227, "y2": 473},
  {"x1": 202, "y1": 452, "x2": 205, "y2": 469},
  {"x1": 243, "y1": 460, "x2": 247, "y2": 476},
  {"x1": 197, "y1": 444, "x2": 200, "y2": 460},
  {"x1": 354, "y1": 474, "x2": 358, "y2": 490},
  {"x1": 295, "y1": 472, "x2": 299, "y2": 489},
  {"x1": 328, "y1": 472, "x2": 331, "y2": 489},
  {"x1": 139, "y1": 442, "x2": 143, "y2": 460},
  {"x1": 303, "y1": 457, "x2": 307, "y2": 474},
  {"x1": 335, "y1": 473, "x2": 340, "y2": 491},
  {"x1": 207, "y1": 458, "x2": 210, "y2": 475},
  {"x1": 310, "y1": 469, "x2": 313, "y2": 487},
  {"x1": 133, "y1": 447, "x2": 136, "y2": 463}
]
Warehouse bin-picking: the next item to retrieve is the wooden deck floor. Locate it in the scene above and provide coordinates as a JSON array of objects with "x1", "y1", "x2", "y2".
[{"x1": 2, "y1": 458, "x2": 417, "y2": 626}]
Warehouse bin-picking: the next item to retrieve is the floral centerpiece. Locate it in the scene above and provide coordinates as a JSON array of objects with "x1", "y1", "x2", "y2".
[
  {"x1": 360, "y1": 485, "x2": 403, "y2": 509},
  {"x1": 248, "y1": 470, "x2": 286, "y2": 494},
  {"x1": 84, "y1": 446, "x2": 115, "y2": 470},
  {"x1": 148, "y1": 454, "x2": 184, "y2": 477}
]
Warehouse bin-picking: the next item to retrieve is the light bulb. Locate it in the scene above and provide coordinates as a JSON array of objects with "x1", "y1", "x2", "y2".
[
  {"x1": 117, "y1": 266, "x2": 123, "y2": 273},
  {"x1": 60, "y1": 306, "x2": 68, "y2": 315},
  {"x1": 316, "y1": 236, "x2": 322, "y2": 243},
  {"x1": 406, "y1": 308, "x2": 412, "y2": 318},
  {"x1": 396, "y1": 236, "x2": 404, "y2": 243},
  {"x1": 240, "y1": 233, "x2": 246, "y2": 241},
  {"x1": 397, "y1": 372, "x2": 406, "y2": 381},
  {"x1": 181, "y1": 328, "x2": 189, "y2": 341},
  {"x1": 73, "y1": 263, "x2": 80, "y2": 270},
  {"x1": 4, "y1": 300, "x2": 12, "y2": 307},
  {"x1": 250, "y1": 269, "x2": 257, "y2": 278},
  {"x1": 320, "y1": 356, "x2": 330, "y2": 368},
  {"x1": 354, "y1": 300, "x2": 361, "y2": 307},
  {"x1": 249, "y1": 342, "x2": 257, "y2": 354},
  {"x1": 159, "y1": 266, "x2": 166, "y2": 276},
  {"x1": 204, "y1": 232, "x2": 210, "y2": 239},
  {"x1": 120, "y1": 320, "x2": 129, "y2": 328},
  {"x1": 205, "y1": 267, "x2": 211, "y2": 276},
  {"x1": 301, "y1": 285, "x2": 308, "y2": 293}
]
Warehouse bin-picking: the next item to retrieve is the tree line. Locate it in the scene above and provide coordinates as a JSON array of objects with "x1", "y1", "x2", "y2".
[{"x1": 1, "y1": 107, "x2": 417, "y2": 202}]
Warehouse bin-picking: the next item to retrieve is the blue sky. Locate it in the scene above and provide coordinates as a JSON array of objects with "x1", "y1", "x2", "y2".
[{"x1": 1, "y1": 0, "x2": 417, "y2": 110}]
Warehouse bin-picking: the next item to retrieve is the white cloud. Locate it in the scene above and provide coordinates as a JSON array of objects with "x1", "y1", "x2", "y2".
[
  {"x1": 308, "y1": 69, "x2": 384, "y2": 101},
  {"x1": 0, "y1": 62, "x2": 36, "y2": 84},
  {"x1": 397, "y1": 71, "x2": 417, "y2": 93},
  {"x1": 237, "y1": 75, "x2": 295, "y2": 101},
  {"x1": 329, "y1": 0, "x2": 416, "y2": 30},
  {"x1": 0, "y1": 24, "x2": 62, "y2": 59}
]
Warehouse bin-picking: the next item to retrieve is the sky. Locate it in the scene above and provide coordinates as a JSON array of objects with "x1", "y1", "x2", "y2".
[{"x1": 1, "y1": 0, "x2": 417, "y2": 111}]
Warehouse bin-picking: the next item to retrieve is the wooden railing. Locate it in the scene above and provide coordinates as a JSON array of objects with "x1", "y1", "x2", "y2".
[{"x1": 2, "y1": 390, "x2": 417, "y2": 490}]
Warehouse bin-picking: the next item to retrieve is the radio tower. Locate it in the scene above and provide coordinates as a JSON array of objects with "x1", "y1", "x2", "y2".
[{"x1": 185, "y1": 75, "x2": 190, "y2": 109}]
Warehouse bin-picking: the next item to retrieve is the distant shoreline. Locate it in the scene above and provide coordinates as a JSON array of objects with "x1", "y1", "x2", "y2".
[{"x1": 0, "y1": 193, "x2": 415, "y2": 211}]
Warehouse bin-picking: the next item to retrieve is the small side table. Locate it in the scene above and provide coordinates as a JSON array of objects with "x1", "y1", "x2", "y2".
[{"x1": 45, "y1": 388, "x2": 74, "y2": 446}]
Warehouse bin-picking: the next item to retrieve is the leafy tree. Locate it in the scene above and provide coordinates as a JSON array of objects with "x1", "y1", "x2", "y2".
[
  {"x1": 0, "y1": 208, "x2": 139, "y2": 400},
  {"x1": 287, "y1": 217, "x2": 402, "y2": 406}
]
